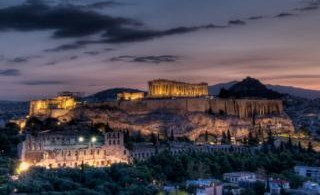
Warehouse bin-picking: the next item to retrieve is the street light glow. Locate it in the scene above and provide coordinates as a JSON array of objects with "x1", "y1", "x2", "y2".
[
  {"x1": 17, "y1": 161, "x2": 30, "y2": 174},
  {"x1": 78, "y1": 136, "x2": 84, "y2": 142},
  {"x1": 91, "y1": 137, "x2": 97, "y2": 143}
]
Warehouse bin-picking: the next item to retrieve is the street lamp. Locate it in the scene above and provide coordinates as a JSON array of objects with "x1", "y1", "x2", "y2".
[
  {"x1": 91, "y1": 137, "x2": 97, "y2": 143},
  {"x1": 78, "y1": 136, "x2": 84, "y2": 143}
]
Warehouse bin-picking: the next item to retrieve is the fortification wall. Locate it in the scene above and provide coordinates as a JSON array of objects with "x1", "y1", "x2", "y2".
[{"x1": 88, "y1": 98, "x2": 283, "y2": 119}]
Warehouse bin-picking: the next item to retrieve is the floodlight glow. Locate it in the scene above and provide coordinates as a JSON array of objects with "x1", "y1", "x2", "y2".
[{"x1": 78, "y1": 136, "x2": 84, "y2": 142}]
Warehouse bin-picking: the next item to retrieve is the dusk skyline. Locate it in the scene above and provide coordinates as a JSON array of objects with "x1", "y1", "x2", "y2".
[{"x1": 1, "y1": 0, "x2": 320, "y2": 100}]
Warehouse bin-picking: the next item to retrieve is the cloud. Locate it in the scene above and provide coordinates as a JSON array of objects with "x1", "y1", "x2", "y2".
[
  {"x1": 45, "y1": 43, "x2": 85, "y2": 52},
  {"x1": 77, "y1": 1, "x2": 125, "y2": 9},
  {"x1": 6, "y1": 55, "x2": 42, "y2": 63},
  {"x1": 83, "y1": 51, "x2": 100, "y2": 56},
  {"x1": 21, "y1": 80, "x2": 67, "y2": 85},
  {"x1": 110, "y1": 55, "x2": 179, "y2": 64},
  {"x1": 9, "y1": 57, "x2": 28, "y2": 63},
  {"x1": 275, "y1": 12, "x2": 294, "y2": 18},
  {"x1": 103, "y1": 25, "x2": 225, "y2": 43},
  {"x1": 0, "y1": 69, "x2": 20, "y2": 76},
  {"x1": 0, "y1": 3, "x2": 140, "y2": 38},
  {"x1": 228, "y1": 20, "x2": 246, "y2": 25},
  {"x1": 45, "y1": 55, "x2": 78, "y2": 66},
  {"x1": 248, "y1": 16, "x2": 264, "y2": 20},
  {"x1": 295, "y1": 5, "x2": 318, "y2": 12}
]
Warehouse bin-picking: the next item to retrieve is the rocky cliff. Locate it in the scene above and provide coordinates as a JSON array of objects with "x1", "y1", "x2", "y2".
[{"x1": 68, "y1": 104, "x2": 294, "y2": 141}]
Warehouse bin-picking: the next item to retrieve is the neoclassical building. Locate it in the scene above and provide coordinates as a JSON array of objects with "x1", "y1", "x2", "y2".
[
  {"x1": 19, "y1": 131, "x2": 129, "y2": 169},
  {"x1": 148, "y1": 79, "x2": 209, "y2": 98}
]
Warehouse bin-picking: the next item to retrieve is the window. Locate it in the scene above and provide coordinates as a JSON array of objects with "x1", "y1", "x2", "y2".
[{"x1": 124, "y1": 150, "x2": 126, "y2": 155}]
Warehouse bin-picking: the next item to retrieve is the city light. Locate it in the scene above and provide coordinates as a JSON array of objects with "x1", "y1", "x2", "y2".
[
  {"x1": 17, "y1": 161, "x2": 30, "y2": 174},
  {"x1": 91, "y1": 137, "x2": 97, "y2": 143},
  {"x1": 78, "y1": 136, "x2": 84, "y2": 142}
]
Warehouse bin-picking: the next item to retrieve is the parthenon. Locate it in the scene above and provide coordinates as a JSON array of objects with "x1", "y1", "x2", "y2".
[{"x1": 148, "y1": 79, "x2": 208, "y2": 98}]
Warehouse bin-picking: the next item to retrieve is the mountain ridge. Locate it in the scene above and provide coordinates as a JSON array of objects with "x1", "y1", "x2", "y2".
[{"x1": 209, "y1": 79, "x2": 320, "y2": 99}]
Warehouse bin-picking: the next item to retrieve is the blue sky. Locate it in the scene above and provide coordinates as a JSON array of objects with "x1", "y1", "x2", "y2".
[{"x1": 0, "y1": 0, "x2": 320, "y2": 100}]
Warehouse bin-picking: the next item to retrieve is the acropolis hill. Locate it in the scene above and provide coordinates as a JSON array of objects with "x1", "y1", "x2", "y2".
[{"x1": 27, "y1": 79, "x2": 294, "y2": 140}]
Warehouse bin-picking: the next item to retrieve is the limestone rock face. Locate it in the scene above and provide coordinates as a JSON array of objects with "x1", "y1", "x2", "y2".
[{"x1": 69, "y1": 106, "x2": 294, "y2": 141}]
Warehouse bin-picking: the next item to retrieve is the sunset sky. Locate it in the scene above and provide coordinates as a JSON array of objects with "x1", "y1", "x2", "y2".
[{"x1": 1, "y1": 0, "x2": 320, "y2": 100}]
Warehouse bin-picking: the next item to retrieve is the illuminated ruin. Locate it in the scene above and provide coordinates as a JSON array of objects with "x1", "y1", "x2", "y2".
[
  {"x1": 29, "y1": 93, "x2": 77, "y2": 119},
  {"x1": 19, "y1": 131, "x2": 129, "y2": 169},
  {"x1": 117, "y1": 92, "x2": 145, "y2": 101},
  {"x1": 148, "y1": 79, "x2": 208, "y2": 98}
]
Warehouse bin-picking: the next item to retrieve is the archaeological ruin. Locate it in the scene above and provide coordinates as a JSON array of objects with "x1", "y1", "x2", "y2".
[{"x1": 148, "y1": 79, "x2": 209, "y2": 98}]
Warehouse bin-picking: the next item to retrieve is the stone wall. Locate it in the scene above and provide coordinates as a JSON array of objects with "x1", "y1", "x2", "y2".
[
  {"x1": 88, "y1": 98, "x2": 283, "y2": 119},
  {"x1": 19, "y1": 131, "x2": 129, "y2": 169}
]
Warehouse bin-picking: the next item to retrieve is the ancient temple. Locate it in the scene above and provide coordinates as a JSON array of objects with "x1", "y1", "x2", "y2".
[
  {"x1": 148, "y1": 79, "x2": 208, "y2": 98},
  {"x1": 19, "y1": 131, "x2": 129, "y2": 169}
]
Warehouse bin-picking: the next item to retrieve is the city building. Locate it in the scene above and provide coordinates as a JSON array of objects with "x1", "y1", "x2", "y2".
[
  {"x1": 302, "y1": 181, "x2": 320, "y2": 194},
  {"x1": 148, "y1": 79, "x2": 208, "y2": 98},
  {"x1": 267, "y1": 178, "x2": 290, "y2": 195},
  {"x1": 19, "y1": 131, "x2": 129, "y2": 169},
  {"x1": 295, "y1": 166, "x2": 320, "y2": 183},
  {"x1": 223, "y1": 172, "x2": 257, "y2": 184},
  {"x1": 186, "y1": 179, "x2": 223, "y2": 195}
]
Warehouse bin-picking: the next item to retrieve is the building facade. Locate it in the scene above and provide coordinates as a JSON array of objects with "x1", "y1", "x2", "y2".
[
  {"x1": 117, "y1": 92, "x2": 145, "y2": 101},
  {"x1": 148, "y1": 79, "x2": 208, "y2": 98},
  {"x1": 223, "y1": 172, "x2": 257, "y2": 184},
  {"x1": 295, "y1": 166, "x2": 320, "y2": 183},
  {"x1": 29, "y1": 93, "x2": 77, "y2": 119},
  {"x1": 19, "y1": 131, "x2": 129, "y2": 169}
]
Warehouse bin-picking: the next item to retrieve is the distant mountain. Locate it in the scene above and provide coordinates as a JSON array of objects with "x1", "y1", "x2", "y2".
[
  {"x1": 208, "y1": 81, "x2": 237, "y2": 95},
  {"x1": 266, "y1": 85, "x2": 320, "y2": 99},
  {"x1": 209, "y1": 78, "x2": 320, "y2": 99},
  {"x1": 85, "y1": 88, "x2": 145, "y2": 102}
]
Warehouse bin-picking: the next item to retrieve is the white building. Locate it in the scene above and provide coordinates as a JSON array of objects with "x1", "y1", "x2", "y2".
[
  {"x1": 295, "y1": 166, "x2": 320, "y2": 183},
  {"x1": 267, "y1": 178, "x2": 290, "y2": 195},
  {"x1": 223, "y1": 172, "x2": 256, "y2": 184},
  {"x1": 303, "y1": 181, "x2": 320, "y2": 194},
  {"x1": 186, "y1": 179, "x2": 223, "y2": 195}
]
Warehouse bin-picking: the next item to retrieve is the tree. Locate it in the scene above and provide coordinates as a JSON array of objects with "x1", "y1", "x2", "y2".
[
  {"x1": 204, "y1": 131, "x2": 209, "y2": 143},
  {"x1": 298, "y1": 141, "x2": 302, "y2": 151},
  {"x1": 218, "y1": 88, "x2": 230, "y2": 98},
  {"x1": 221, "y1": 132, "x2": 227, "y2": 144},
  {"x1": 170, "y1": 130, "x2": 175, "y2": 141},
  {"x1": 150, "y1": 133, "x2": 158, "y2": 145},
  {"x1": 248, "y1": 131, "x2": 258, "y2": 146},
  {"x1": 307, "y1": 141, "x2": 314, "y2": 153},
  {"x1": 26, "y1": 116, "x2": 43, "y2": 130},
  {"x1": 267, "y1": 130, "x2": 274, "y2": 147},
  {"x1": 287, "y1": 136, "x2": 293, "y2": 150},
  {"x1": 227, "y1": 130, "x2": 232, "y2": 144}
]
